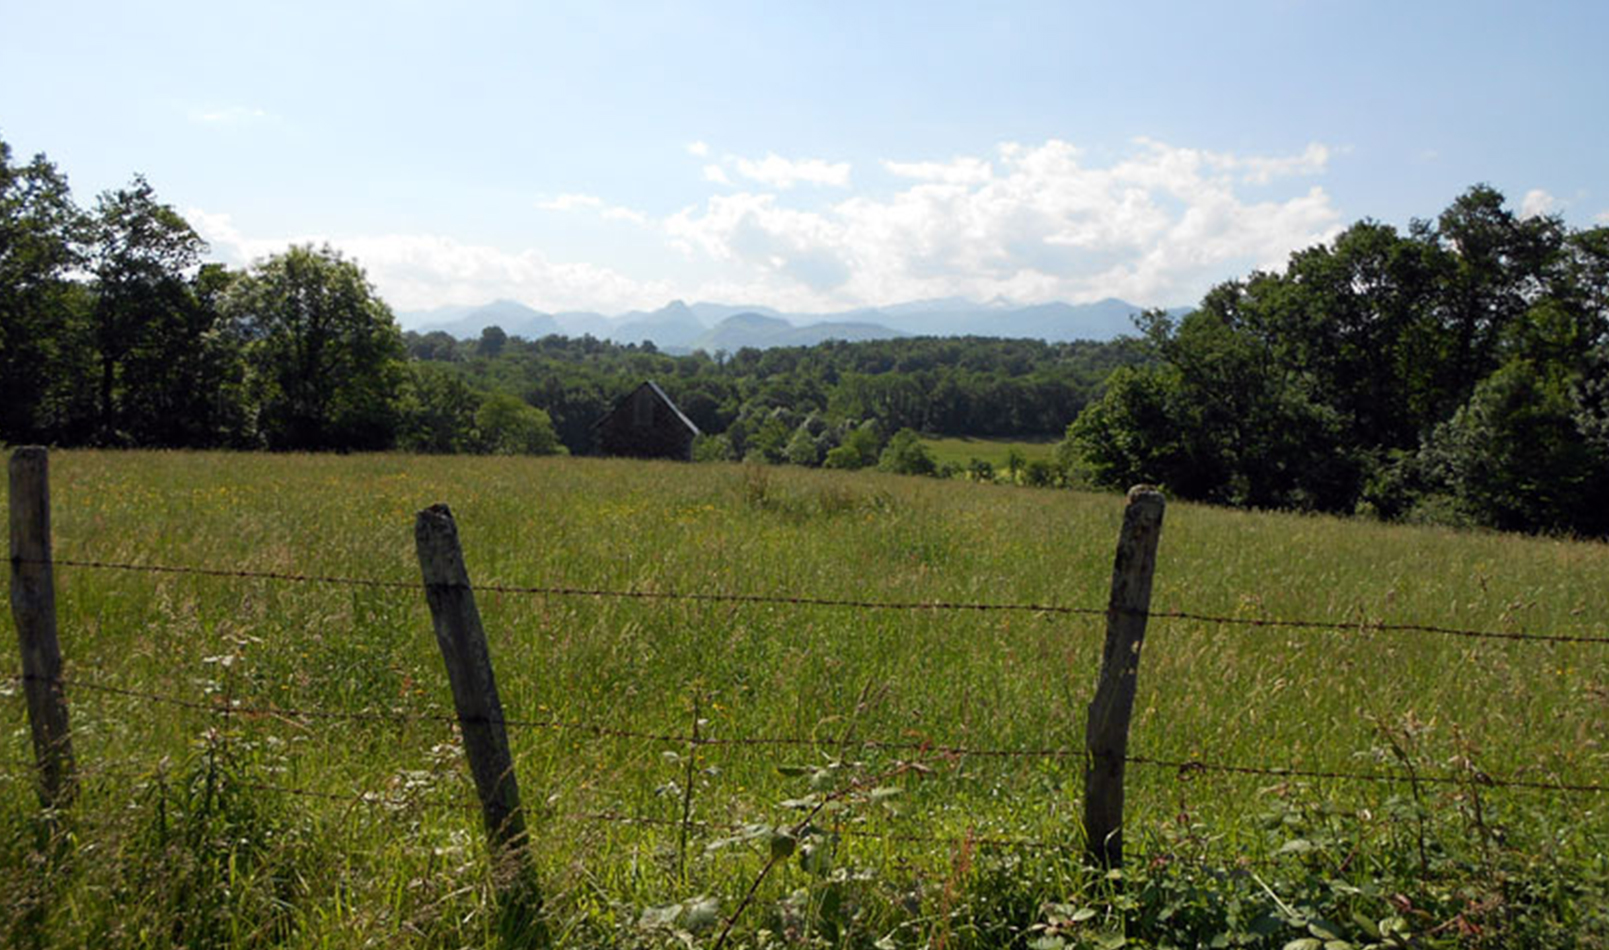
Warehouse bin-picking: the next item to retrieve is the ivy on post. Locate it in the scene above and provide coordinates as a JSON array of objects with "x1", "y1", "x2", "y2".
[
  {"x1": 1083, "y1": 485, "x2": 1165, "y2": 869},
  {"x1": 9, "y1": 446, "x2": 76, "y2": 810}
]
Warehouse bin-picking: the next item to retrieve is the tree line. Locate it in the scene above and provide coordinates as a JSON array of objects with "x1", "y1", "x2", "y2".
[
  {"x1": 3, "y1": 136, "x2": 1143, "y2": 462},
  {"x1": 10, "y1": 134, "x2": 1605, "y2": 536},
  {"x1": 0, "y1": 139, "x2": 562, "y2": 455},
  {"x1": 406, "y1": 330, "x2": 1146, "y2": 465},
  {"x1": 1065, "y1": 185, "x2": 1609, "y2": 537}
]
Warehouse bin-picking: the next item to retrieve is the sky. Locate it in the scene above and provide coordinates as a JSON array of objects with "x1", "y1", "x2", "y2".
[{"x1": 3, "y1": 0, "x2": 1607, "y2": 320}]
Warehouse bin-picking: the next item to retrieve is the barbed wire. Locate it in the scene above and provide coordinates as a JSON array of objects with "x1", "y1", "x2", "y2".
[
  {"x1": 14, "y1": 672, "x2": 1604, "y2": 796},
  {"x1": 26, "y1": 555, "x2": 1609, "y2": 645}
]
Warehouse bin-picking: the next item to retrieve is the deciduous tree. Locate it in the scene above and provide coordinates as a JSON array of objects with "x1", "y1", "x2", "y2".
[{"x1": 226, "y1": 244, "x2": 405, "y2": 450}]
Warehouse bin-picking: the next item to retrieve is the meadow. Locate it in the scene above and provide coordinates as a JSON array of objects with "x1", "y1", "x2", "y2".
[
  {"x1": 919, "y1": 436, "x2": 1059, "y2": 472},
  {"x1": 3, "y1": 450, "x2": 1607, "y2": 948}
]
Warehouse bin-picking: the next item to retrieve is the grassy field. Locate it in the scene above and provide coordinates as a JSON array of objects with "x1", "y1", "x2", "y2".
[
  {"x1": 919, "y1": 436, "x2": 1059, "y2": 471},
  {"x1": 3, "y1": 450, "x2": 1607, "y2": 947}
]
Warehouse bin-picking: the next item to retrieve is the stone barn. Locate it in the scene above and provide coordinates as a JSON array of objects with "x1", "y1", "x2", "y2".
[{"x1": 593, "y1": 380, "x2": 701, "y2": 460}]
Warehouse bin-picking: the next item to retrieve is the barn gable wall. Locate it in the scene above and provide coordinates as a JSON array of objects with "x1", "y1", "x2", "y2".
[{"x1": 595, "y1": 382, "x2": 699, "y2": 460}]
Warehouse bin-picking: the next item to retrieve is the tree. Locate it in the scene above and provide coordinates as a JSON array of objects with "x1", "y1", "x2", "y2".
[
  {"x1": 877, "y1": 428, "x2": 937, "y2": 476},
  {"x1": 840, "y1": 421, "x2": 885, "y2": 467},
  {"x1": 0, "y1": 140, "x2": 84, "y2": 443},
  {"x1": 474, "y1": 392, "x2": 564, "y2": 455},
  {"x1": 400, "y1": 363, "x2": 481, "y2": 453},
  {"x1": 1418, "y1": 358, "x2": 1609, "y2": 535},
  {"x1": 784, "y1": 426, "x2": 822, "y2": 466},
  {"x1": 225, "y1": 244, "x2": 405, "y2": 451},
  {"x1": 86, "y1": 175, "x2": 209, "y2": 443},
  {"x1": 478, "y1": 324, "x2": 508, "y2": 358}
]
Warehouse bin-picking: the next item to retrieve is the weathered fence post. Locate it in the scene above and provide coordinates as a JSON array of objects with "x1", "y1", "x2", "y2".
[
  {"x1": 414, "y1": 504, "x2": 528, "y2": 854},
  {"x1": 9, "y1": 446, "x2": 76, "y2": 809},
  {"x1": 1083, "y1": 485, "x2": 1165, "y2": 868}
]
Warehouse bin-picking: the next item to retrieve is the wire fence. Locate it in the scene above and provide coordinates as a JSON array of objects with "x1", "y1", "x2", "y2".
[
  {"x1": 29, "y1": 555, "x2": 1609, "y2": 646},
  {"x1": 6, "y1": 536, "x2": 1608, "y2": 909},
  {"x1": 10, "y1": 670, "x2": 1605, "y2": 796}
]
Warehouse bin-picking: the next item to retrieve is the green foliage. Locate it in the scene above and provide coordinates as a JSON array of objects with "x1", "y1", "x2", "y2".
[
  {"x1": 474, "y1": 392, "x2": 565, "y2": 456},
  {"x1": 0, "y1": 141, "x2": 85, "y2": 444},
  {"x1": 399, "y1": 363, "x2": 481, "y2": 453},
  {"x1": 224, "y1": 244, "x2": 406, "y2": 451},
  {"x1": 1063, "y1": 188, "x2": 1609, "y2": 536},
  {"x1": 745, "y1": 413, "x2": 792, "y2": 464},
  {"x1": 1417, "y1": 358, "x2": 1609, "y2": 534},
  {"x1": 783, "y1": 426, "x2": 822, "y2": 466},
  {"x1": 821, "y1": 444, "x2": 864, "y2": 469},
  {"x1": 877, "y1": 428, "x2": 938, "y2": 476},
  {"x1": 88, "y1": 175, "x2": 245, "y2": 447},
  {"x1": 692, "y1": 432, "x2": 735, "y2": 462}
]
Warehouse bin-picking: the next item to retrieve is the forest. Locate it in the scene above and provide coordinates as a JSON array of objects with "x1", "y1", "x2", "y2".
[{"x1": 4, "y1": 134, "x2": 1607, "y2": 536}]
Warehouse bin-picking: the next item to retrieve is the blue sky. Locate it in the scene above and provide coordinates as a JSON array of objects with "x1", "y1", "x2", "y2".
[{"x1": 3, "y1": 0, "x2": 1606, "y2": 318}]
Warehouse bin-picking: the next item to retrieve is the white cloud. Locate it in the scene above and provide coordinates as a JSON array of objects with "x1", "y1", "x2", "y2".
[
  {"x1": 730, "y1": 153, "x2": 852, "y2": 189},
  {"x1": 537, "y1": 192, "x2": 649, "y2": 227},
  {"x1": 1519, "y1": 188, "x2": 1561, "y2": 219},
  {"x1": 188, "y1": 209, "x2": 675, "y2": 314},
  {"x1": 686, "y1": 140, "x2": 710, "y2": 157},
  {"x1": 1596, "y1": 210, "x2": 1609, "y2": 225},
  {"x1": 663, "y1": 138, "x2": 1342, "y2": 308},
  {"x1": 1211, "y1": 142, "x2": 1331, "y2": 185},
  {"x1": 882, "y1": 157, "x2": 994, "y2": 185},
  {"x1": 189, "y1": 137, "x2": 1346, "y2": 315}
]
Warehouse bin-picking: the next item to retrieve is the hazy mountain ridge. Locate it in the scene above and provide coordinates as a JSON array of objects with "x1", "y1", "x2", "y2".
[{"x1": 402, "y1": 297, "x2": 1186, "y2": 348}]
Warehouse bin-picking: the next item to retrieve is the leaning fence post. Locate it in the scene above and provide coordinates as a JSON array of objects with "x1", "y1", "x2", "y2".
[
  {"x1": 9, "y1": 446, "x2": 76, "y2": 809},
  {"x1": 1082, "y1": 485, "x2": 1165, "y2": 869},
  {"x1": 414, "y1": 504, "x2": 528, "y2": 856}
]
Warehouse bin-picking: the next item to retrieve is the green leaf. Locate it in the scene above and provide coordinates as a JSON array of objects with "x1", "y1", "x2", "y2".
[
  {"x1": 1350, "y1": 911, "x2": 1380, "y2": 939},
  {"x1": 769, "y1": 830, "x2": 797, "y2": 860},
  {"x1": 1281, "y1": 940, "x2": 1322, "y2": 950},
  {"x1": 775, "y1": 765, "x2": 811, "y2": 777},
  {"x1": 1306, "y1": 919, "x2": 1343, "y2": 941}
]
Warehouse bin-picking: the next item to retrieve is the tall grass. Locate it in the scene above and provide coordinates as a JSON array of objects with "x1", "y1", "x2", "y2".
[{"x1": 3, "y1": 451, "x2": 1607, "y2": 947}]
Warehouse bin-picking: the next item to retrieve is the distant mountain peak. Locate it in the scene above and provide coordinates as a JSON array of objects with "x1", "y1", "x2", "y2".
[{"x1": 398, "y1": 295, "x2": 1191, "y2": 348}]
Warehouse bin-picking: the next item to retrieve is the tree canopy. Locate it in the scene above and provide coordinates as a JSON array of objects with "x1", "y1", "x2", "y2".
[{"x1": 1065, "y1": 185, "x2": 1609, "y2": 536}]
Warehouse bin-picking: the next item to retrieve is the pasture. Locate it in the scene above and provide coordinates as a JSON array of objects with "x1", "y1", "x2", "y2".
[
  {"x1": 919, "y1": 436, "x2": 1059, "y2": 472},
  {"x1": 3, "y1": 450, "x2": 1607, "y2": 947}
]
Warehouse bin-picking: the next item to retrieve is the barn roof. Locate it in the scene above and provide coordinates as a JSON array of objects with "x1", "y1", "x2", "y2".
[{"x1": 593, "y1": 380, "x2": 702, "y2": 435}]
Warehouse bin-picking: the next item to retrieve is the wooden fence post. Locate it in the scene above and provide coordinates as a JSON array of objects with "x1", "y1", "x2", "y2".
[
  {"x1": 414, "y1": 504, "x2": 528, "y2": 855},
  {"x1": 8, "y1": 446, "x2": 76, "y2": 809},
  {"x1": 1083, "y1": 485, "x2": 1165, "y2": 868}
]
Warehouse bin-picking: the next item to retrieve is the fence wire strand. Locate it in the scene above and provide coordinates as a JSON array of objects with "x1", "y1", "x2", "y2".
[
  {"x1": 11, "y1": 673, "x2": 1604, "y2": 796},
  {"x1": 29, "y1": 555, "x2": 1609, "y2": 645}
]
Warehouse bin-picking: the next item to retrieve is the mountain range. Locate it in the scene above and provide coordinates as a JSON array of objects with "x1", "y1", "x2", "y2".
[{"x1": 399, "y1": 297, "x2": 1186, "y2": 351}]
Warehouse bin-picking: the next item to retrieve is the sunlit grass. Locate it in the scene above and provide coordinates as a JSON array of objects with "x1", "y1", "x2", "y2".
[
  {"x1": 919, "y1": 436, "x2": 1059, "y2": 470},
  {"x1": 3, "y1": 450, "x2": 1607, "y2": 946}
]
